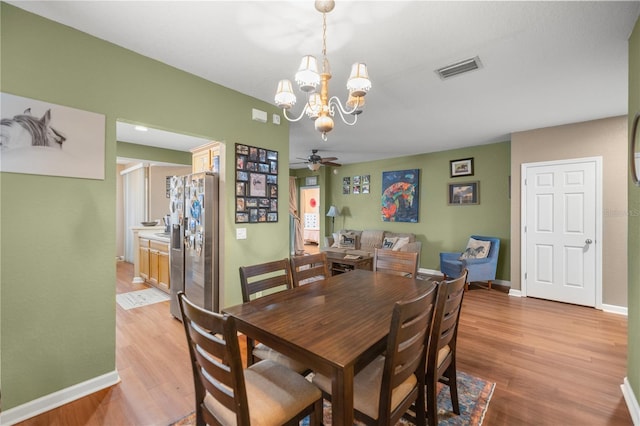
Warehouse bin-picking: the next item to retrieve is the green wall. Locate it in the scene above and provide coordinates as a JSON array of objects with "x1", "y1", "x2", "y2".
[
  {"x1": 0, "y1": 4, "x2": 289, "y2": 411},
  {"x1": 117, "y1": 141, "x2": 192, "y2": 165},
  {"x1": 628, "y1": 15, "x2": 640, "y2": 410},
  {"x1": 323, "y1": 142, "x2": 511, "y2": 280}
]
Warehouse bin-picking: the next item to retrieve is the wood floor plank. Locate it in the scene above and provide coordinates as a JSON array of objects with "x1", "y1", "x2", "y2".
[{"x1": 15, "y1": 263, "x2": 631, "y2": 425}]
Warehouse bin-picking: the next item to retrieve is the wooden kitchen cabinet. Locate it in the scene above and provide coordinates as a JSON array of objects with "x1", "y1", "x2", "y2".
[
  {"x1": 191, "y1": 141, "x2": 221, "y2": 173},
  {"x1": 137, "y1": 236, "x2": 170, "y2": 293},
  {"x1": 139, "y1": 238, "x2": 150, "y2": 281}
]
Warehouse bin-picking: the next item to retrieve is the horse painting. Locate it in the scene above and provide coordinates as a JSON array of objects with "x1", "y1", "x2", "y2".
[{"x1": 0, "y1": 108, "x2": 66, "y2": 151}]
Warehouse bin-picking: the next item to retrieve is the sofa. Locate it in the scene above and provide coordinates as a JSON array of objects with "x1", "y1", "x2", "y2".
[{"x1": 323, "y1": 229, "x2": 422, "y2": 264}]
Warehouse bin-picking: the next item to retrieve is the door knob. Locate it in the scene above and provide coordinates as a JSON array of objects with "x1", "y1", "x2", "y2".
[{"x1": 585, "y1": 239, "x2": 593, "y2": 245}]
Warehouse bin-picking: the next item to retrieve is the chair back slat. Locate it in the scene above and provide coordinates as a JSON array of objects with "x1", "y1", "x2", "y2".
[
  {"x1": 290, "y1": 252, "x2": 330, "y2": 286},
  {"x1": 374, "y1": 249, "x2": 419, "y2": 278},
  {"x1": 178, "y1": 292, "x2": 250, "y2": 425},
  {"x1": 378, "y1": 282, "x2": 439, "y2": 423},
  {"x1": 239, "y1": 258, "x2": 293, "y2": 302}
]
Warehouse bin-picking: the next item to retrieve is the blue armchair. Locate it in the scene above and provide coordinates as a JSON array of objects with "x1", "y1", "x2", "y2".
[{"x1": 439, "y1": 235, "x2": 500, "y2": 290}]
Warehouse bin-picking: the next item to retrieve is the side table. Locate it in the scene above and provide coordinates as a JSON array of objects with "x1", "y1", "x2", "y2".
[{"x1": 325, "y1": 252, "x2": 373, "y2": 275}]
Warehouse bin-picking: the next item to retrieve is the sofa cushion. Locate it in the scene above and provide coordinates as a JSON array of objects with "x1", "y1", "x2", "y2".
[
  {"x1": 360, "y1": 230, "x2": 385, "y2": 251},
  {"x1": 459, "y1": 237, "x2": 491, "y2": 260},
  {"x1": 392, "y1": 237, "x2": 411, "y2": 251},
  {"x1": 382, "y1": 237, "x2": 398, "y2": 249},
  {"x1": 338, "y1": 231, "x2": 359, "y2": 249},
  {"x1": 384, "y1": 232, "x2": 416, "y2": 243}
]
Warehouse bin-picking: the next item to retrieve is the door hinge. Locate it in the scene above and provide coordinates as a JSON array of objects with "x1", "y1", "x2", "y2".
[{"x1": 525, "y1": 272, "x2": 527, "y2": 279}]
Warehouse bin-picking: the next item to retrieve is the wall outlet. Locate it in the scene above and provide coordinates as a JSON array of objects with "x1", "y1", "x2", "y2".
[{"x1": 236, "y1": 228, "x2": 247, "y2": 240}]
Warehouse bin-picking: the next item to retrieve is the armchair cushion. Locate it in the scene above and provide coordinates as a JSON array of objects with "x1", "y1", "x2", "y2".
[{"x1": 459, "y1": 237, "x2": 491, "y2": 260}]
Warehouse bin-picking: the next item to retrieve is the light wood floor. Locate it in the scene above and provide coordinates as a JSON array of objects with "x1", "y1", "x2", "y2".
[{"x1": 17, "y1": 262, "x2": 631, "y2": 425}]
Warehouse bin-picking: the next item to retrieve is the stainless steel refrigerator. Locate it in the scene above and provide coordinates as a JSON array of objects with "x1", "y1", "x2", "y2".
[{"x1": 169, "y1": 172, "x2": 220, "y2": 319}]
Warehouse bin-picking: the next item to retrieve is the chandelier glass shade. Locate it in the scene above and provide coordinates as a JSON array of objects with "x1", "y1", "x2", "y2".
[{"x1": 274, "y1": 0, "x2": 371, "y2": 141}]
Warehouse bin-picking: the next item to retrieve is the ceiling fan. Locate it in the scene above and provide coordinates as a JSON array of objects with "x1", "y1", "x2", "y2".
[{"x1": 295, "y1": 149, "x2": 342, "y2": 171}]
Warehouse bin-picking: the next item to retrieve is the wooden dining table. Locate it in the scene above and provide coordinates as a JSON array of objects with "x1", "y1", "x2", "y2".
[{"x1": 223, "y1": 268, "x2": 436, "y2": 426}]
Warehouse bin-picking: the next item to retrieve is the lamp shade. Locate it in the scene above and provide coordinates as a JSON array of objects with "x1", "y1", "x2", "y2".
[
  {"x1": 346, "y1": 62, "x2": 371, "y2": 97},
  {"x1": 308, "y1": 162, "x2": 321, "y2": 171},
  {"x1": 275, "y1": 79, "x2": 297, "y2": 109},
  {"x1": 326, "y1": 205, "x2": 339, "y2": 217},
  {"x1": 295, "y1": 55, "x2": 320, "y2": 92}
]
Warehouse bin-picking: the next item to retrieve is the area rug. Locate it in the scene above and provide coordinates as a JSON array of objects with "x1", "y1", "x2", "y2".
[
  {"x1": 169, "y1": 371, "x2": 495, "y2": 426},
  {"x1": 116, "y1": 288, "x2": 170, "y2": 310}
]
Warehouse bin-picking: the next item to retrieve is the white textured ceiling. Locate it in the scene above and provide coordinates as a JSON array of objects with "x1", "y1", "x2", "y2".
[{"x1": 8, "y1": 1, "x2": 640, "y2": 168}]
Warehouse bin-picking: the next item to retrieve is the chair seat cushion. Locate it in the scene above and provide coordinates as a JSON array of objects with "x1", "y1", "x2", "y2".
[
  {"x1": 204, "y1": 359, "x2": 321, "y2": 426},
  {"x1": 437, "y1": 345, "x2": 451, "y2": 368},
  {"x1": 253, "y1": 342, "x2": 308, "y2": 374},
  {"x1": 312, "y1": 355, "x2": 417, "y2": 420}
]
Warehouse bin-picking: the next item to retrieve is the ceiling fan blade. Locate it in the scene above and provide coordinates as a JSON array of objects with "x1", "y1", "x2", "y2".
[
  {"x1": 319, "y1": 157, "x2": 338, "y2": 163},
  {"x1": 323, "y1": 161, "x2": 342, "y2": 167}
]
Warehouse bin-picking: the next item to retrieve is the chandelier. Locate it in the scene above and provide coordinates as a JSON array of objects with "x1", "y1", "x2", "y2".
[{"x1": 274, "y1": 0, "x2": 371, "y2": 141}]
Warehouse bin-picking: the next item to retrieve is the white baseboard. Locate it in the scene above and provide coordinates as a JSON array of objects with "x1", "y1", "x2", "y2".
[
  {"x1": 622, "y1": 377, "x2": 640, "y2": 425},
  {"x1": 602, "y1": 304, "x2": 628, "y2": 316},
  {"x1": 418, "y1": 267, "x2": 441, "y2": 276},
  {"x1": 132, "y1": 276, "x2": 145, "y2": 284},
  {"x1": 508, "y1": 289, "x2": 523, "y2": 297},
  {"x1": 0, "y1": 370, "x2": 120, "y2": 426}
]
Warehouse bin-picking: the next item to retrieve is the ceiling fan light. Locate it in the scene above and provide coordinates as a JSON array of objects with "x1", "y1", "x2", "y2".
[
  {"x1": 275, "y1": 79, "x2": 296, "y2": 109},
  {"x1": 308, "y1": 162, "x2": 321, "y2": 171},
  {"x1": 295, "y1": 55, "x2": 320, "y2": 92},
  {"x1": 346, "y1": 63, "x2": 371, "y2": 97}
]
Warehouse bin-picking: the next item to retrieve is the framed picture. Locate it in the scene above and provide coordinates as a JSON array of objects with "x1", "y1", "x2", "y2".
[
  {"x1": 448, "y1": 181, "x2": 479, "y2": 205},
  {"x1": 381, "y1": 169, "x2": 420, "y2": 222},
  {"x1": 343, "y1": 177, "x2": 351, "y2": 195},
  {"x1": 305, "y1": 176, "x2": 318, "y2": 186},
  {"x1": 235, "y1": 143, "x2": 277, "y2": 223},
  {"x1": 0, "y1": 92, "x2": 106, "y2": 179},
  {"x1": 450, "y1": 157, "x2": 474, "y2": 177}
]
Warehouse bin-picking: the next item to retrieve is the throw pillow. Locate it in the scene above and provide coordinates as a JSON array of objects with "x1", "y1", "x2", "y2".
[
  {"x1": 392, "y1": 237, "x2": 411, "y2": 251},
  {"x1": 331, "y1": 232, "x2": 340, "y2": 248},
  {"x1": 382, "y1": 237, "x2": 398, "y2": 249},
  {"x1": 459, "y1": 238, "x2": 491, "y2": 260},
  {"x1": 338, "y1": 231, "x2": 357, "y2": 249}
]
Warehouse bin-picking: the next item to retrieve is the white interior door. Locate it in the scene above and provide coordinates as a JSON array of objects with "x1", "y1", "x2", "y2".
[{"x1": 522, "y1": 158, "x2": 601, "y2": 307}]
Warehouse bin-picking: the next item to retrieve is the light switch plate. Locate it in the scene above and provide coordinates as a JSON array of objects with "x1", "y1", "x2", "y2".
[{"x1": 236, "y1": 228, "x2": 247, "y2": 240}]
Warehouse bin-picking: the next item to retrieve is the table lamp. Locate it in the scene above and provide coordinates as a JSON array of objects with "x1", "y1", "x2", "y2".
[{"x1": 326, "y1": 205, "x2": 339, "y2": 234}]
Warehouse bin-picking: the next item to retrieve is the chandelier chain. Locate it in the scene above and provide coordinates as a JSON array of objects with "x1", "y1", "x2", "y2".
[{"x1": 322, "y1": 12, "x2": 327, "y2": 67}]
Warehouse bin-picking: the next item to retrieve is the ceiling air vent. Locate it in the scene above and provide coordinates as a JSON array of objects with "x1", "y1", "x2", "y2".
[{"x1": 436, "y1": 56, "x2": 482, "y2": 80}]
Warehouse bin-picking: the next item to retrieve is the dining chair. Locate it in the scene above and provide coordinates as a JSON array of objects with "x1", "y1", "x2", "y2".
[
  {"x1": 239, "y1": 259, "x2": 308, "y2": 373},
  {"x1": 373, "y1": 248, "x2": 419, "y2": 278},
  {"x1": 425, "y1": 270, "x2": 468, "y2": 426},
  {"x1": 178, "y1": 291, "x2": 323, "y2": 426},
  {"x1": 290, "y1": 252, "x2": 330, "y2": 287},
  {"x1": 312, "y1": 283, "x2": 440, "y2": 425}
]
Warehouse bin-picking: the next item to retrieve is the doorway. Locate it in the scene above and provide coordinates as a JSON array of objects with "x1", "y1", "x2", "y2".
[
  {"x1": 300, "y1": 185, "x2": 320, "y2": 253},
  {"x1": 521, "y1": 157, "x2": 602, "y2": 307}
]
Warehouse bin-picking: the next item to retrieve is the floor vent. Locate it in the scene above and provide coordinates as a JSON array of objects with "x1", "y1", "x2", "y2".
[{"x1": 436, "y1": 56, "x2": 482, "y2": 80}]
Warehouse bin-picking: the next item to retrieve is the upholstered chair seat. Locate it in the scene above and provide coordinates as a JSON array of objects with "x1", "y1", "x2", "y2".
[
  {"x1": 204, "y1": 359, "x2": 321, "y2": 426},
  {"x1": 312, "y1": 355, "x2": 418, "y2": 420}
]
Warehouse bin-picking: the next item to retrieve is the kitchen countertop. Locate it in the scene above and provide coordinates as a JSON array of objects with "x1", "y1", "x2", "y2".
[{"x1": 138, "y1": 230, "x2": 170, "y2": 243}]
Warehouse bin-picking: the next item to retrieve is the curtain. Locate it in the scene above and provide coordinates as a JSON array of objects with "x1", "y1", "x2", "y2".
[{"x1": 289, "y1": 177, "x2": 305, "y2": 255}]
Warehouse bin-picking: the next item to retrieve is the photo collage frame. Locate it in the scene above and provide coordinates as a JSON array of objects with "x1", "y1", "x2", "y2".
[
  {"x1": 235, "y1": 143, "x2": 278, "y2": 223},
  {"x1": 343, "y1": 175, "x2": 370, "y2": 195}
]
